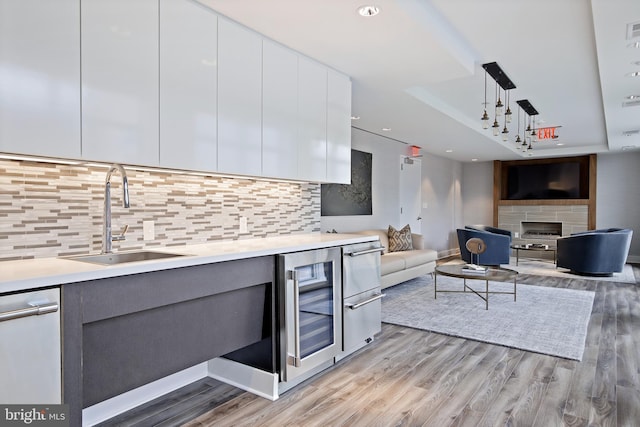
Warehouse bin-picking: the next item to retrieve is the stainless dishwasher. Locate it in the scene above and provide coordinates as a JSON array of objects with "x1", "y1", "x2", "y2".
[
  {"x1": 0, "y1": 287, "x2": 61, "y2": 404},
  {"x1": 340, "y1": 241, "x2": 385, "y2": 358}
]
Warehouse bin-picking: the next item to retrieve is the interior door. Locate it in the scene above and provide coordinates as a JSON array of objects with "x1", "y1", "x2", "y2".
[{"x1": 399, "y1": 156, "x2": 422, "y2": 232}]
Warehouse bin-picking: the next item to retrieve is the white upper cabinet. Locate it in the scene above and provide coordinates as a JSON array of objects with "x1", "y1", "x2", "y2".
[
  {"x1": 326, "y1": 70, "x2": 352, "y2": 184},
  {"x1": 297, "y1": 56, "x2": 328, "y2": 182},
  {"x1": 159, "y1": 0, "x2": 217, "y2": 171},
  {"x1": 217, "y1": 18, "x2": 262, "y2": 176},
  {"x1": 81, "y1": 0, "x2": 159, "y2": 166},
  {"x1": 262, "y1": 40, "x2": 298, "y2": 180},
  {"x1": 0, "y1": 0, "x2": 81, "y2": 158}
]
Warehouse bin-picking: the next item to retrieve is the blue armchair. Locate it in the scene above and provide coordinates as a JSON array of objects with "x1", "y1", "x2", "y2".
[
  {"x1": 457, "y1": 227, "x2": 511, "y2": 266},
  {"x1": 557, "y1": 228, "x2": 633, "y2": 275},
  {"x1": 466, "y1": 225, "x2": 513, "y2": 241}
]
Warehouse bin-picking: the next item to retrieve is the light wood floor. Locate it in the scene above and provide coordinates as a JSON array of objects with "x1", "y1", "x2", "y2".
[{"x1": 107, "y1": 265, "x2": 640, "y2": 427}]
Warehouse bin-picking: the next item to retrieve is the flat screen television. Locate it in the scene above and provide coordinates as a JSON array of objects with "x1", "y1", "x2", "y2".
[{"x1": 504, "y1": 160, "x2": 588, "y2": 200}]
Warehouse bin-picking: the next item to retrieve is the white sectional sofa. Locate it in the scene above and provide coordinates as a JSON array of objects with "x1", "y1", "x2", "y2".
[{"x1": 354, "y1": 229, "x2": 438, "y2": 289}]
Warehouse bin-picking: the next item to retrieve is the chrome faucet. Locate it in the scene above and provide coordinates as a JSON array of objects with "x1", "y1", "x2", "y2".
[{"x1": 102, "y1": 164, "x2": 130, "y2": 254}]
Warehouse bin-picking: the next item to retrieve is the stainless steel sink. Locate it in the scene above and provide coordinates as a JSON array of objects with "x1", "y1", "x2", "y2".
[{"x1": 66, "y1": 251, "x2": 186, "y2": 266}]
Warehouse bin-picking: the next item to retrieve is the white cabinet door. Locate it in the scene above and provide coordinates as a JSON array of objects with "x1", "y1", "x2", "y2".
[
  {"x1": 0, "y1": 288, "x2": 61, "y2": 404},
  {"x1": 297, "y1": 56, "x2": 327, "y2": 182},
  {"x1": 0, "y1": 0, "x2": 81, "y2": 158},
  {"x1": 217, "y1": 18, "x2": 262, "y2": 176},
  {"x1": 81, "y1": 0, "x2": 159, "y2": 166},
  {"x1": 326, "y1": 70, "x2": 352, "y2": 184},
  {"x1": 159, "y1": 0, "x2": 217, "y2": 171},
  {"x1": 262, "y1": 40, "x2": 298, "y2": 180}
]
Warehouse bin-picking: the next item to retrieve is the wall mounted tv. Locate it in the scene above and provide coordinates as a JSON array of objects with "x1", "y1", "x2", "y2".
[{"x1": 502, "y1": 157, "x2": 590, "y2": 200}]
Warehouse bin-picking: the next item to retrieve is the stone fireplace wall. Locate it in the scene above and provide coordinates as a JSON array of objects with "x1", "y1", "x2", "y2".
[{"x1": 498, "y1": 204, "x2": 588, "y2": 247}]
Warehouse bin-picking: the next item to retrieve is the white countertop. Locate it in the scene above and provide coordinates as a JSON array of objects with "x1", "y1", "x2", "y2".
[{"x1": 0, "y1": 233, "x2": 378, "y2": 294}]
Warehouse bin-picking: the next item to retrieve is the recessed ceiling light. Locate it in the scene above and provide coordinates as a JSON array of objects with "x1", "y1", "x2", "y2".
[
  {"x1": 471, "y1": 158, "x2": 478, "y2": 162},
  {"x1": 622, "y1": 145, "x2": 637, "y2": 151},
  {"x1": 445, "y1": 149, "x2": 453, "y2": 153},
  {"x1": 357, "y1": 5, "x2": 380, "y2": 17},
  {"x1": 381, "y1": 127, "x2": 391, "y2": 131},
  {"x1": 626, "y1": 95, "x2": 640, "y2": 100},
  {"x1": 351, "y1": 116, "x2": 360, "y2": 120},
  {"x1": 627, "y1": 71, "x2": 640, "y2": 77},
  {"x1": 556, "y1": 143, "x2": 564, "y2": 146}
]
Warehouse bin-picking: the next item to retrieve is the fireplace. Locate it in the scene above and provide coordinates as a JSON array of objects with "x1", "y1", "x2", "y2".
[
  {"x1": 497, "y1": 204, "x2": 588, "y2": 252},
  {"x1": 521, "y1": 221, "x2": 562, "y2": 239}
]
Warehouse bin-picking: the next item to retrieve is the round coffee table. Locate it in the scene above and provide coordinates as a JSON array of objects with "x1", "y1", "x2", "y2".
[{"x1": 434, "y1": 264, "x2": 518, "y2": 310}]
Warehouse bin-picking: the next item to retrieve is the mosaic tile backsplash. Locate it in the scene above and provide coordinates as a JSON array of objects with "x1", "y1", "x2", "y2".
[{"x1": 0, "y1": 159, "x2": 320, "y2": 261}]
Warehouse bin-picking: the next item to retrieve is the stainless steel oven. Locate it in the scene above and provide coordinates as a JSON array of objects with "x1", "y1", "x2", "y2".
[{"x1": 278, "y1": 247, "x2": 342, "y2": 384}]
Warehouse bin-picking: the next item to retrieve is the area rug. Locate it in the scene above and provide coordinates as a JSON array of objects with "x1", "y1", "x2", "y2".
[
  {"x1": 381, "y1": 275, "x2": 595, "y2": 361},
  {"x1": 508, "y1": 257, "x2": 636, "y2": 283}
]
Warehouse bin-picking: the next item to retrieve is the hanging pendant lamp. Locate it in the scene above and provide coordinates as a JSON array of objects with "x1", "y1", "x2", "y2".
[
  {"x1": 495, "y1": 84, "x2": 504, "y2": 116},
  {"x1": 515, "y1": 106, "x2": 522, "y2": 144},
  {"x1": 481, "y1": 71, "x2": 490, "y2": 129},
  {"x1": 505, "y1": 90, "x2": 512, "y2": 123}
]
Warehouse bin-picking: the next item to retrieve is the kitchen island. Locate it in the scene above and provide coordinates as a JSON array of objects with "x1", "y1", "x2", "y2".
[
  {"x1": 0, "y1": 233, "x2": 377, "y2": 294},
  {"x1": 0, "y1": 233, "x2": 378, "y2": 426}
]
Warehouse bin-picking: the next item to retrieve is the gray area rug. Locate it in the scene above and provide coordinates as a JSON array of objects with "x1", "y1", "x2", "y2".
[
  {"x1": 382, "y1": 275, "x2": 595, "y2": 361},
  {"x1": 508, "y1": 257, "x2": 636, "y2": 283}
]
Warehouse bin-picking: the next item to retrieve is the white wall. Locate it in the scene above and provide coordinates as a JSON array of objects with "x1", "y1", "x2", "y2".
[
  {"x1": 320, "y1": 128, "x2": 403, "y2": 233},
  {"x1": 421, "y1": 152, "x2": 463, "y2": 257},
  {"x1": 461, "y1": 161, "x2": 494, "y2": 226},
  {"x1": 596, "y1": 151, "x2": 640, "y2": 262},
  {"x1": 321, "y1": 128, "x2": 464, "y2": 257}
]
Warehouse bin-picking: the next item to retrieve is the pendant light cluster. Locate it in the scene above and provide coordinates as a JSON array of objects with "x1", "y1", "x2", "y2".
[{"x1": 481, "y1": 62, "x2": 541, "y2": 151}]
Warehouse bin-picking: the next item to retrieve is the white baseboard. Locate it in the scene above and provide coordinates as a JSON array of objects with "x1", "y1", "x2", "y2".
[{"x1": 208, "y1": 357, "x2": 279, "y2": 401}]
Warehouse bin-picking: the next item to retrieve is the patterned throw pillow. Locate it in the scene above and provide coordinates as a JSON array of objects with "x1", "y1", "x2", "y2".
[{"x1": 388, "y1": 224, "x2": 413, "y2": 252}]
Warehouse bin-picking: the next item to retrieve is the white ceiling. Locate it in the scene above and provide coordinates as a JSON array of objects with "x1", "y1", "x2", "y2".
[{"x1": 197, "y1": 0, "x2": 640, "y2": 162}]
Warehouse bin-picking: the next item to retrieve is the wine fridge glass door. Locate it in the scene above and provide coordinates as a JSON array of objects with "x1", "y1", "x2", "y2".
[{"x1": 279, "y1": 247, "x2": 342, "y2": 383}]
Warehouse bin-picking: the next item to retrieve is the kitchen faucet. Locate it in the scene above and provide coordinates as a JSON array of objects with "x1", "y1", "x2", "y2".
[{"x1": 102, "y1": 164, "x2": 130, "y2": 254}]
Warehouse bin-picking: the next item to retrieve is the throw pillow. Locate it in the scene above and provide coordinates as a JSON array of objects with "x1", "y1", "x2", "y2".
[{"x1": 388, "y1": 224, "x2": 413, "y2": 252}]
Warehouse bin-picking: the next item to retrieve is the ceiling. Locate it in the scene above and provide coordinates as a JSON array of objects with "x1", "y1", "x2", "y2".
[{"x1": 197, "y1": 0, "x2": 640, "y2": 162}]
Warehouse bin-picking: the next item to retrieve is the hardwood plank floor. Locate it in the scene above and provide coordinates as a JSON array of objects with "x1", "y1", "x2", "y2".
[{"x1": 106, "y1": 264, "x2": 640, "y2": 427}]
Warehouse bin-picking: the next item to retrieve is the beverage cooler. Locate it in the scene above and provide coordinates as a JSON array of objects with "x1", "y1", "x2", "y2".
[{"x1": 278, "y1": 247, "x2": 342, "y2": 387}]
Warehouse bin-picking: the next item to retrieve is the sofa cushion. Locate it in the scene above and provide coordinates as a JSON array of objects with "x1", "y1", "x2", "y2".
[
  {"x1": 380, "y1": 252, "x2": 407, "y2": 275},
  {"x1": 401, "y1": 249, "x2": 438, "y2": 269},
  {"x1": 388, "y1": 224, "x2": 413, "y2": 252}
]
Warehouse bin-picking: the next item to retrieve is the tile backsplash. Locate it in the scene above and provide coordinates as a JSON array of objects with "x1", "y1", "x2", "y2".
[{"x1": 0, "y1": 159, "x2": 320, "y2": 261}]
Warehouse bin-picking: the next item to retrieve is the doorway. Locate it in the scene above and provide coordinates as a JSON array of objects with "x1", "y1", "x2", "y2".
[{"x1": 399, "y1": 156, "x2": 422, "y2": 232}]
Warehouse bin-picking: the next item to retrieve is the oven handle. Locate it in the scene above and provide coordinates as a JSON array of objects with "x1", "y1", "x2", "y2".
[
  {"x1": 288, "y1": 270, "x2": 302, "y2": 368},
  {"x1": 344, "y1": 247, "x2": 385, "y2": 257},
  {"x1": 345, "y1": 293, "x2": 385, "y2": 310},
  {"x1": 0, "y1": 302, "x2": 59, "y2": 323}
]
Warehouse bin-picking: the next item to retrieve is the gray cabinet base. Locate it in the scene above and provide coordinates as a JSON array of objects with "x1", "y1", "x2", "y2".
[{"x1": 63, "y1": 256, "x2": 275, "y2": 426}]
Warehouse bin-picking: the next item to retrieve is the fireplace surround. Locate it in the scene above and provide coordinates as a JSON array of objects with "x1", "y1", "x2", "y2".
[{"x1": 493, "y1": 155, "x2": 596, "y2": 256}]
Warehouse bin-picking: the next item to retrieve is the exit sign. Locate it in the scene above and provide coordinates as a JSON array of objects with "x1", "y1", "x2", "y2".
[{"x1": 537, "y1": 127, "x2": 560, "y2": 140}]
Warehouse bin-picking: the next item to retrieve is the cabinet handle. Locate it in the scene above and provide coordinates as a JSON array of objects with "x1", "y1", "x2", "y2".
[
  {"x1": 287, "y1": 270, "x2": 302, "y2": 368},
  {"x1": 0, "y1": 302, "x2": 58, "y2": 323},
  {"x1": 345, "y1": 247, "x2": 385, "y2": 257},
  {"x1": 345, "y1": 293, "x2": 385, "y2": 310}
]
